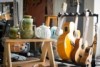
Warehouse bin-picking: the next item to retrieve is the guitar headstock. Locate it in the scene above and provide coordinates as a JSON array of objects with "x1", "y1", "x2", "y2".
[
  {"x1": 62, "y1": 2, "x2": 67, "y2": 13},
  {"x1": 76, "y1": 0, "x2": 80, "y2": 13},
  {"x1": 85, "y1": 9, "x2": 90, "y2": 17}
]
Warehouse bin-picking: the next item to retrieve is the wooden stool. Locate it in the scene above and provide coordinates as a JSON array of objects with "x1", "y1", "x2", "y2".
[
  {"x1": 45, "y1": 16, "x2": 58, "y2": 26},
  {"x1": 3, "y1": 38, "x2": 57, "y2": 67}
]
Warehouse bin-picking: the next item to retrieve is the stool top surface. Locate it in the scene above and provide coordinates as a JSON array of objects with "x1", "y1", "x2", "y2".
[{"x1": 3, "y1": 37, "x2": 56, "y2": 43}]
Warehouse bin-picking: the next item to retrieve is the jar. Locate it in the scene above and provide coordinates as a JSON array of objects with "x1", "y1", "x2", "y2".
[
  {"x1": 21, "y1": 29, "x2": 34, "y2": 39},
  {"x1": 9, "y1": 27, "x2": 20, "y2": 39},
  {"x1": 22, "y1": 15, "x2": 33, "y2": 30},
  {"x1": 21, "y1": 15, "x2": 35, "y2": 39}
]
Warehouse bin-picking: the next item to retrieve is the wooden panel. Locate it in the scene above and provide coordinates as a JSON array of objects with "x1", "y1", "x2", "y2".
[
  {"x1": 23, "y1": 0, "x2": 46, "y2": 26},
  {"x1": 23, "y1": 0, "x2": 53, "y2": 26}
]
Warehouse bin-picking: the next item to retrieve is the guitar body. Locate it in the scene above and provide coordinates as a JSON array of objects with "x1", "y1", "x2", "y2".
[
  {"x1": 79, "y1": 47, "x2": 93, "y2": 66},
  {"x1": 71, "y1": 38, "x2": 88, "y2": 63},
  {"x1": 57, "y1": 22, "x2": 75, "y2": 60}
]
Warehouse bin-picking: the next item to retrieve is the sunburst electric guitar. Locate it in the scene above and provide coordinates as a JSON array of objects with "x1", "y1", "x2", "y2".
[{"x1": 71, "y1": 10, "x2": 90, "y2": 63}]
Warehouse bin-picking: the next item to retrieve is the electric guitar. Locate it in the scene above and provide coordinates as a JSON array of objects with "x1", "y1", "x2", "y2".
[
  {"x1": 79, "y1": 46, "x2": 93, "y2": 67},
  {"x1": 71, "y1": 10, "x2": 90, "y2": 63}
]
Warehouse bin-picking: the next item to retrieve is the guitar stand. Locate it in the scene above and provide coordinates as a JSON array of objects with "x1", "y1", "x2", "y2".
[
  {"x1": 58, "y1": 10, "x2": 98, "y2": 23},
  {"x1": 56, "y1": 10, "x2": 98, "y2": 67},
  {"x1": 55, "y1": 59, "x2": 86, "y2": 67}
]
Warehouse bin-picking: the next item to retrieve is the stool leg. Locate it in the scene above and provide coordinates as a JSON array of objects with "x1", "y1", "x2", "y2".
[
  {"x1": 48, "y1": 42, "x2": 56, "y2": 67},
  {"x1": 40, "y1": 42, "x2": 48, "y2": 62},
  {"x1": 7, "y1": 43, "x2": 12, "y2": 67},
  {"x1": 41, "y1": 42, "x2": 56, "y2": 67},
  {"x1": 3, "y1": 42, "x2": 8, "y2": 67}
]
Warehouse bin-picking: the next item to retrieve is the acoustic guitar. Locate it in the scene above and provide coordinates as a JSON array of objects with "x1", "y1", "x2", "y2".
[
  {"x1": 57, "y1": 0, "x2": 80, "y2": 60},
  {"x1": 57, "y1": 21, "x2": 75, "y2": 60},
  {"x1": 71, "y1": 10, "x2": 90, "y2": 63}
]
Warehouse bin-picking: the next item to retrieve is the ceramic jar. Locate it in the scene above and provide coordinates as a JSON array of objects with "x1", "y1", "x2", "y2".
[
  {"x1": 21, "y1": 15, "x2": 34, "y2": 39},
  {"x1": 9, "y1": 27, "x2": 20, "y2": 39}
]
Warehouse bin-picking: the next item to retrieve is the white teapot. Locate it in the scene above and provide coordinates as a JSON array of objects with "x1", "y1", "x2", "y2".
[{"x1": 35, "y1": 23, "x2": 51, "y2": 39}]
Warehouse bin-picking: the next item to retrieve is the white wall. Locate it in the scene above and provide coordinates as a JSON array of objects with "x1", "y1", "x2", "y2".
[{"x1": 53, "y1": 0, "x2": 66, "y2": 15}]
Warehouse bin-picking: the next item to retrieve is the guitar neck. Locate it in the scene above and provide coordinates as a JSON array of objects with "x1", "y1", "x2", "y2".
[
  {"x1": 74, "y1": 0, "x2": 80, "y2": 30},
  {"x1": 13, "y1": 0, "x2": 19, "y2": 27},
  {"x1": 57, "y1": 2, "x2": 67, "y2": 34},
  {"x1": 82, "y1": 11, "x2": 89, "y2": 42}
]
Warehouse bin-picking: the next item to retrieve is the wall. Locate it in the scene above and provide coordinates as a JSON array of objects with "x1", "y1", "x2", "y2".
[
  {"x1": 94, "y1": 0, "x2": 100, "y2": 58},
  {"x1": 53, "y1": 0, "x2": 66, "y2": 15},
  {"x1": 23, "y1": 0, "x2": 46, "y2": 26}
]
